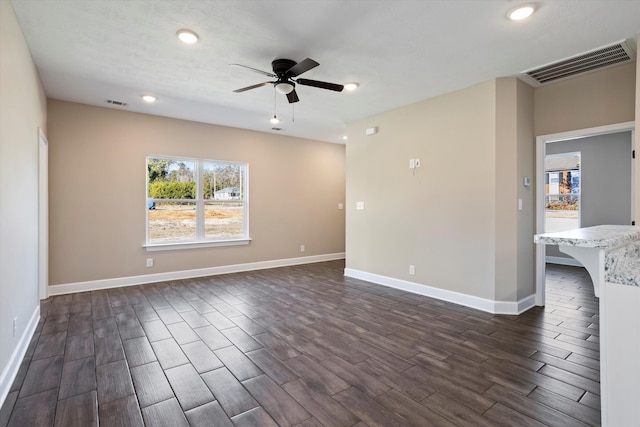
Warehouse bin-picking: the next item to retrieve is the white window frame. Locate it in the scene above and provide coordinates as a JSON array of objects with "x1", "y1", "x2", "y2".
[{"x1": 144, "y1": 155, "x2": 250, "y2": 251}]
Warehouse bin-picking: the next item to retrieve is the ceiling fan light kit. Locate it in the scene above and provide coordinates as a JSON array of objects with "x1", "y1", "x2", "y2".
[{"x1": 275, "y1": 82, "x2": 295, "y2": 94}]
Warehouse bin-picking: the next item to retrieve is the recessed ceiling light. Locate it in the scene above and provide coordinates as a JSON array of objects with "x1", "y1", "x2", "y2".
[
  {"x1": 508, "y1": 4, "x2": 536, "y2": 20},
  {"x1": 141, "y1": 95, "x2": 157, "y2": 103},
  {"x1": 177, "y1": 29, "x2": 199, "y2": 44},
  {"x1": 342, "y1": 135, "x2": 348, "y2": 140},
  {"x1": 344, "y1": 82, "x2": 359, "y2": 91}
]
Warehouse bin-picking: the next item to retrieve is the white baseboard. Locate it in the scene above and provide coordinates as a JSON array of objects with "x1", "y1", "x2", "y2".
[
  {"x1": 344, "y1": 268, "x2": 535, "y2": 315},
  {"x1": 0, "y1": 304, "x2": 40, "y2": 408},
  {"x1": 546, "y1": 256, "x2": 583, "y2": 267},
  {"x1": 48, "y1": 253, "x2": 346, "y2": 296}
]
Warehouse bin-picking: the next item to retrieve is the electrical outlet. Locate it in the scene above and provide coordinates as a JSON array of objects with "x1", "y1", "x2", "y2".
[
  {"x1": 409, "y1": 159, "x2": 415, "y2": 169},
  {"x1": 338, "y1": 203, "x2": 344, "y2": 210},
  {"x1": 146, "y1": 258, "x2": 153, "y2": 268},
  {"x1": 13, "y1": 317, "x2": 17, "y2": 337},
  {"x1": 300, "y1": 245, "x2": 305, "y2": 252},
  {"x1": 409, "y1": 265, "x2": 415, "y2": 275}
]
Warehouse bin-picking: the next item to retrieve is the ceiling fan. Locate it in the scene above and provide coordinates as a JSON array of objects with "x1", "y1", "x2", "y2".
[{"x1": 231, "y1": 58, "x2": 344, "y2": 103}]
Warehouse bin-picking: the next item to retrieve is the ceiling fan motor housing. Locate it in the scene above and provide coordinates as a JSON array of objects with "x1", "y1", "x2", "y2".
[{"x1": 272, "y1": 59, "x2": 297, "y2": 76}]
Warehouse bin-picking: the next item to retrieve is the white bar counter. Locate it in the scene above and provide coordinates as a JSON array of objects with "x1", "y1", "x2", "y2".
[{"x1": 535, "y1": 224, "x2": 640, "y2": 426}]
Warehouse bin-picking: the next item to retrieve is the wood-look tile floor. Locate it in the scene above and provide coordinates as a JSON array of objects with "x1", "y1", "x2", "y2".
[{"x1": 0, "y1": 261, "x2": 600, "y2": 427}]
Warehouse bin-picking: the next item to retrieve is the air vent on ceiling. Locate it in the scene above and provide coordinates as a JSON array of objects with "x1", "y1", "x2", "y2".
[
  {"x1": 520, "y1": 40, "x2": 636, "y2": 86},
  {"x1": 105, "y1": 99, "x2": 129, "y2": 107}
]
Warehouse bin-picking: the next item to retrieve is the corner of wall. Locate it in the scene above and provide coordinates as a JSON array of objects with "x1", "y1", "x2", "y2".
[
  {"x1": 635, "y1": 33, "x2": 640, "y2": 223},
  {"x1": 0, "y1": 1, "x2": 47, "y2": 407}
]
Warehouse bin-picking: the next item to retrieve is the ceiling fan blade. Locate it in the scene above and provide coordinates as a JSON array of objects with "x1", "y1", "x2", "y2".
[
  {"x1": 230, "y1": 63, "x2": 275, "y2": 78},
  {"x1": 233, "y1": 82, "x2": 272, "y2": 93},
  {"x1": 296, "y1": 78, "x2": 344, "y2": 92},
  {"x1": 286, "y1": 58, "x2": 319, "y2": 77},
  {"x1": 286, "y1": 89, "x2": 299, "y2": 103}
]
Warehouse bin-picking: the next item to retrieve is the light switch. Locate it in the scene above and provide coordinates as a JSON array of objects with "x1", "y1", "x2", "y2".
[{"x1": 356, "y1": 201, "x2": 365, "y2": 210}]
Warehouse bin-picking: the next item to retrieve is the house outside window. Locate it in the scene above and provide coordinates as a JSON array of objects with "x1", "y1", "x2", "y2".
[{"x1": 146, "y1": 156, "x2": 249, "y2": 249}]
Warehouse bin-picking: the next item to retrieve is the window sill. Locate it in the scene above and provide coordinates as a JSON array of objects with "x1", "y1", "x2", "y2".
[{"x1": 144, "y1": 238, "x2": 251, "y2": 252}]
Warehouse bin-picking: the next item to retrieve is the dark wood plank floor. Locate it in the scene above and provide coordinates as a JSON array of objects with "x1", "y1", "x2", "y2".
[{"x1": 0, "y1": 261, "x2": 600, "y2": 426}]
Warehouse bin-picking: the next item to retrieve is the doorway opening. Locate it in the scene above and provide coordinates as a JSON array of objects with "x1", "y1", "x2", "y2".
[{"x1": 535, "y1": 122, "x2": 635, "y2": 306}]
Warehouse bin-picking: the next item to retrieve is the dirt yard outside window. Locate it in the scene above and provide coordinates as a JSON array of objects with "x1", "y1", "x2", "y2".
[{"x1": 148, "y1": 203, "x2": 244, "y2": 242}]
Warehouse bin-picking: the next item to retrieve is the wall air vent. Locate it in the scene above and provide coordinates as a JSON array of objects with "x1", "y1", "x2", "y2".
[
  {"x1": 520, "y1": 40, "x2": 635, "y2": 86},
  {"x1": 105, "y1": 99, "x2": 129, "y2": 107}
]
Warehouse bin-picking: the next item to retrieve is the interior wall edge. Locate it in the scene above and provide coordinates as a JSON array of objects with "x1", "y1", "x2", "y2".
[
  {"x1": 47, "y1": 253, "x2": 345, "y2": 297},
  {"x1": 0, "y1": 304, "x2": 40, "y2": 408},
  {"x1": 344, "y1": 267, "x2": 536, "y2": 315}
]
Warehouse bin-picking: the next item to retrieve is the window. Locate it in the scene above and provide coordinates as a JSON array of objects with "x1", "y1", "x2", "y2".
[
  {"x1": 544, "y1": 152, "x2": 580, "y2": 233},
  {"x1": 146, "y1": 156, "x2": 249, "y2": 249}
]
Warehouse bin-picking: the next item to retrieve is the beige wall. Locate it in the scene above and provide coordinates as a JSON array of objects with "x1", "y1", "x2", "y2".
[
  {"x1": 536, "y1": 60, "x2": 637, "y2": 221},
  {"x1": 494, "y1": 78, "x2": 535, "y2": 302},
  {"x1": 516, "y1": 80, "x2": 536, "y2": 300},
  {"x1": 534, "y1": 62, "x2": 636, "y2": 137},
  {"x1": 0, "y1": 1, "x2": 47, "y2": 395},
  {"x1": 345, "y1": 59, "x2": 637, "y2": 309},
  {"x1": 47, "y1": 101, "x2": 345, "y2": 285},
  {"x1": 346, "y1": 80, "x2": 499, "y2": 300}
]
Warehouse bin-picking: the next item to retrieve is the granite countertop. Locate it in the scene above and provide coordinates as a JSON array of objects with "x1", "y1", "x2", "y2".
[
  {"x1": 534, "y1": 225, "x2": 640, "y2": 249},
  {"x1": 607, "y1": 260, "x2": 640, "y2": 287},
  {"x1": 605, "y1": 241, "x2": 640, "y2": 287}
]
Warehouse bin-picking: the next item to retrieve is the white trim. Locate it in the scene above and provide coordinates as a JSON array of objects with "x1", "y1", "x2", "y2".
[
  {"x1": 0, "y1": 305, "x2": 40, "y2": 407},
  {"x1": 545, "y1": 256, "x2": 583, "y2": 267},
  {"x1": 344, "y1": 268, "x2": 535, "y2": 315},
  {"x1": 144, "y1": 238, "x2": 251, "y2": 252},
  {"x1": 535, "y1": 121, "x2": 635, "y2": 307},
  {"x1": 48, "y1": 253, "x2": 346, "y2": 296}
]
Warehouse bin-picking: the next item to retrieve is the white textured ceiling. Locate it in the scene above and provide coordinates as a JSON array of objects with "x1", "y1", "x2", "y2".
[{"x1": 9, "y1": 0, "x2": 640, "y2": 143}]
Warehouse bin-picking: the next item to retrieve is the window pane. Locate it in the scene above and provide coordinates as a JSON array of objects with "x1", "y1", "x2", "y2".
[
  {"x1": 148, "y1": 158, "x2": 196, "y2": 199},
  {"x1": 202, "y1": 162, "x2": 244, "y2": 200},
  {"x1": 148, "y1": 202, "x2": 197, "y2": 242},
  {"x1": 544, "y1": 153, "x2": 580, "y2": 233},
  {"x1": 205, "y1": 202, "x2": 244, "y2": 239}
]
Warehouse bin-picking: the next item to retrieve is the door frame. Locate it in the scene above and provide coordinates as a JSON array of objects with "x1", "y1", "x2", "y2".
[
  {"x1": 535, "y1": 121, "x2": 635, "y2": 306},
  {"x1": 38, "y1": 127, "x2": 48, "y2": 300}
]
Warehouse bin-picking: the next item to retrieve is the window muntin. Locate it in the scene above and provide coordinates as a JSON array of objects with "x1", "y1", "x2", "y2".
[{"x1": 146, "y1": 156, "x2": 248, "y2": 246}]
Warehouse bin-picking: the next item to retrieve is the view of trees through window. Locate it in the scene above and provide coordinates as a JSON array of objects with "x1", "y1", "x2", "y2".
[{"x1": 147, "y1": 157, "x2": 247, "y2": 244}]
